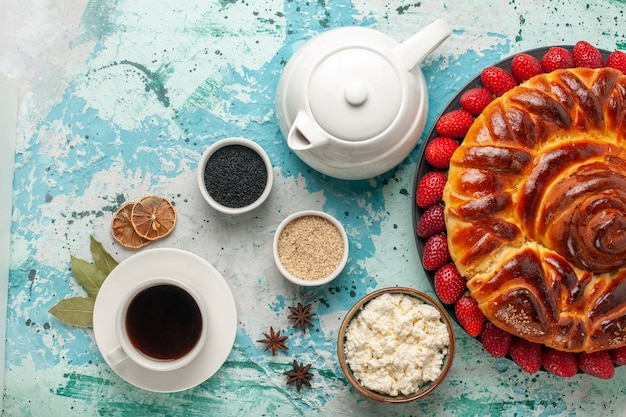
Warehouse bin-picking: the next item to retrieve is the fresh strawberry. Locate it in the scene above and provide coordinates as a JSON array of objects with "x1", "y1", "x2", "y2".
[
  {"x1": 422, "y1": 234, "x2": 450, "y2": 271},
  {"x1": 480, "y1": 321, "x2": 512, "y2": 358},
  {"x1": 459, "y1": 87, "x2": 494, "y2": 116},
  {"x1": 481, "y1": 66, "x2": 517, "y2": 97},
  {"x1": 425, "y1": 137, "x2": 459, "y2": 169},
  {"x1": 607, "y1": 50, "x2": 626, "y2": 73},
  {"x1": 542, "y1": 348, "x2": 578, "y2": 378},
  {"x1": 416, "y1": 171, "x2": 447, "y2": 209},
  {"x1": 433, "y1": 263, "x2": 465, "y2": 304},
  {"x1": 511, "y1": 53, "x2": 543, "y2": 83},
  {"x1": 509, "y1": 338, "x2": 543, "y2": 374},
  {"x1": 455, "y1": 295, "x2": 484, "y2": 337},
  {"x1": 579, "y1": 351, "x2": 615, "y2": 379},
  {"x1": 609, "y1": 346, "x2": 626, "y2": 365},
  {"x1": 541, "y1": 47, "x2": 575, "y2": 72},
  {"x1": 573, "y1": 41, "x2": 604, "y2": 68},
  {"x1": 435, "y1": 109, "x2": 474, "y2": 138},
  {"x1": 417, "y1": 204, "x2": 446, "y2": 238}
]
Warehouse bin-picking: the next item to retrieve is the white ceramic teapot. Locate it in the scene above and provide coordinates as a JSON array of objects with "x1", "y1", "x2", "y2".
[{"x1": 276, "y1": 19, "x2": 452, "y2": 180}]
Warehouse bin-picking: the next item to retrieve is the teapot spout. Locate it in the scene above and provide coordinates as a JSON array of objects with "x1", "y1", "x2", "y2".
[
  {"x1": 287, "y1": 112, "x2": 331, "y2": 152},
  {"x1": 394, "y1": 19, "x2": 452, "y2": 70}
]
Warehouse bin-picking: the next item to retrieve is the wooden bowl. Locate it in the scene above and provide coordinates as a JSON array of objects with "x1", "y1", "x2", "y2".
[{"x1": 337, "y1": 287, "x2": 455, "y2": 403}]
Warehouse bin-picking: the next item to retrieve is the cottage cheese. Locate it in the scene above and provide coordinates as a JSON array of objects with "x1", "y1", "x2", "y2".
[{"x1": 343, "y1": 293, "x2": 450, "y2": 397}]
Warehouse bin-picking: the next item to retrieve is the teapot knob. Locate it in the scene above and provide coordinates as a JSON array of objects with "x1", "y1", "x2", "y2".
[{"x1": 344, "y1": 81, "x2": 368, "y2": 106}]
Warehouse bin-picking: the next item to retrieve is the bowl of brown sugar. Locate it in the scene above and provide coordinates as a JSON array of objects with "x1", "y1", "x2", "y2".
[{"x1": 273, "y1": 210, "x2": 349, "y2": 286}]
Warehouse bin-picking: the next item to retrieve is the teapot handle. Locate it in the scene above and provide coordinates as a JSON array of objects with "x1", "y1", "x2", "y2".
[
  {"x1": 287, "y1": 112, "x2": 331, "y2": 151},
  {"x1": 393, "y1": 19, "x2": 452, "y2": 70}
]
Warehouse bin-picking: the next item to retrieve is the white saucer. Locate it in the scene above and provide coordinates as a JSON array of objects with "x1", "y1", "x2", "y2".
[{"x1": 93, "y1": 248, "x2": 237, "y2": 392}]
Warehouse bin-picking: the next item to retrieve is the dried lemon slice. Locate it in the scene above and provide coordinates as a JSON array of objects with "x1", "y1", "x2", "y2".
[
  {"x1": 130, "y1": 196, "x2": 177, "y2": 240},
  {"x1": 111, "y1": 202, "x2": 151, "y2": 249}
]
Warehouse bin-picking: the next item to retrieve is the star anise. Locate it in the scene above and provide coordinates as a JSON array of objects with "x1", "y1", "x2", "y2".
[
  {"x1": 284, "y1": 360, "x2": 313, "y2": 391},
  {"x1": 257, "y1": 326, "x2": 288, "y2": 356},
  {"x1": 287, "y1": 302, "x2": 315, "y2": 333}
]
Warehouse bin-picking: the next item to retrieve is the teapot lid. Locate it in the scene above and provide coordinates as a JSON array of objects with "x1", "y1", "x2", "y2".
[{"x1": 308, "y1": 48, "x2": 402, "y2": 142}]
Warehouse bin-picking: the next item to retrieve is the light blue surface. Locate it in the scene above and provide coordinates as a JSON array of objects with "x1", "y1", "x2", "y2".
[{"x1": 2, "y1": 0, "x2": 626, "y2": 416}]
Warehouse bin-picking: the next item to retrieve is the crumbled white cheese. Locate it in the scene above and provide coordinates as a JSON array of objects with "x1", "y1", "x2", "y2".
[{"x1": 343, "y1": 293, "x2": 450, "y2": 397}]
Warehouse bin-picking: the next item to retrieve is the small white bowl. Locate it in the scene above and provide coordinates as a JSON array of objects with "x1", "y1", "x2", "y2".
[
  {"x1": 197, "y1": 137, "x2": 273, "y2": 215},
  {"x1": 273, "y1": 210, "x2": 349, "y2": 286}
]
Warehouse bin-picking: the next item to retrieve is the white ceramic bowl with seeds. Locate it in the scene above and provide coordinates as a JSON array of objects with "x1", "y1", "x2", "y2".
[
  {"x1": 273, "y1": 210, "x2": 349, "y2": 286},
  {"x1": 197, "y1": 137, "x2": 273, "y2": 215}
]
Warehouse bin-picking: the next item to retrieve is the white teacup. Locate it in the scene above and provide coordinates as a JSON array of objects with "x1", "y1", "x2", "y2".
[{"x1": 106, "y1": 277, "x2": 208, "y2": 372}]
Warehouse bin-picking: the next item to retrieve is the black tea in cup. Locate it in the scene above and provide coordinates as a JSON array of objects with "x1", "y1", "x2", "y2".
[{"x1": 125, "y1": 284, "x2": 203, "y2": 361}]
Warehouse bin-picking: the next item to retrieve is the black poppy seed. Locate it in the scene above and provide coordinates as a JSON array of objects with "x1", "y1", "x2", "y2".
[{"x1": 204, "y1": 144, "x2": 268, "y2": 208}]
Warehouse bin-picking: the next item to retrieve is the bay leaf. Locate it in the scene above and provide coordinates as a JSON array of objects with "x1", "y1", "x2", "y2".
[
  {"x1": 48, "y1": 296, "x2": 96, "y2": 328},
  {"x1": 90, "y1": 235, "x2": 118, "y2": 276},
  {"x1": 71, "y1": 255, "x2": 106, "y2": 298}
]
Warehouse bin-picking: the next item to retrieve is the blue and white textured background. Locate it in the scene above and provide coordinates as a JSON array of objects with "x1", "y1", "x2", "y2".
[{"x1": 2, "y1": 0, "x2": 626, "y2": 416}]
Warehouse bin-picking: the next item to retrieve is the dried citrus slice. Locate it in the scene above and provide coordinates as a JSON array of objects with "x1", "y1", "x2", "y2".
[
  {"x1": 130, "y1": 196, "x2": 177, "y2": 240},
  {"x1": 111, "y1": 202, "x2": 151, "y2": 249}
]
